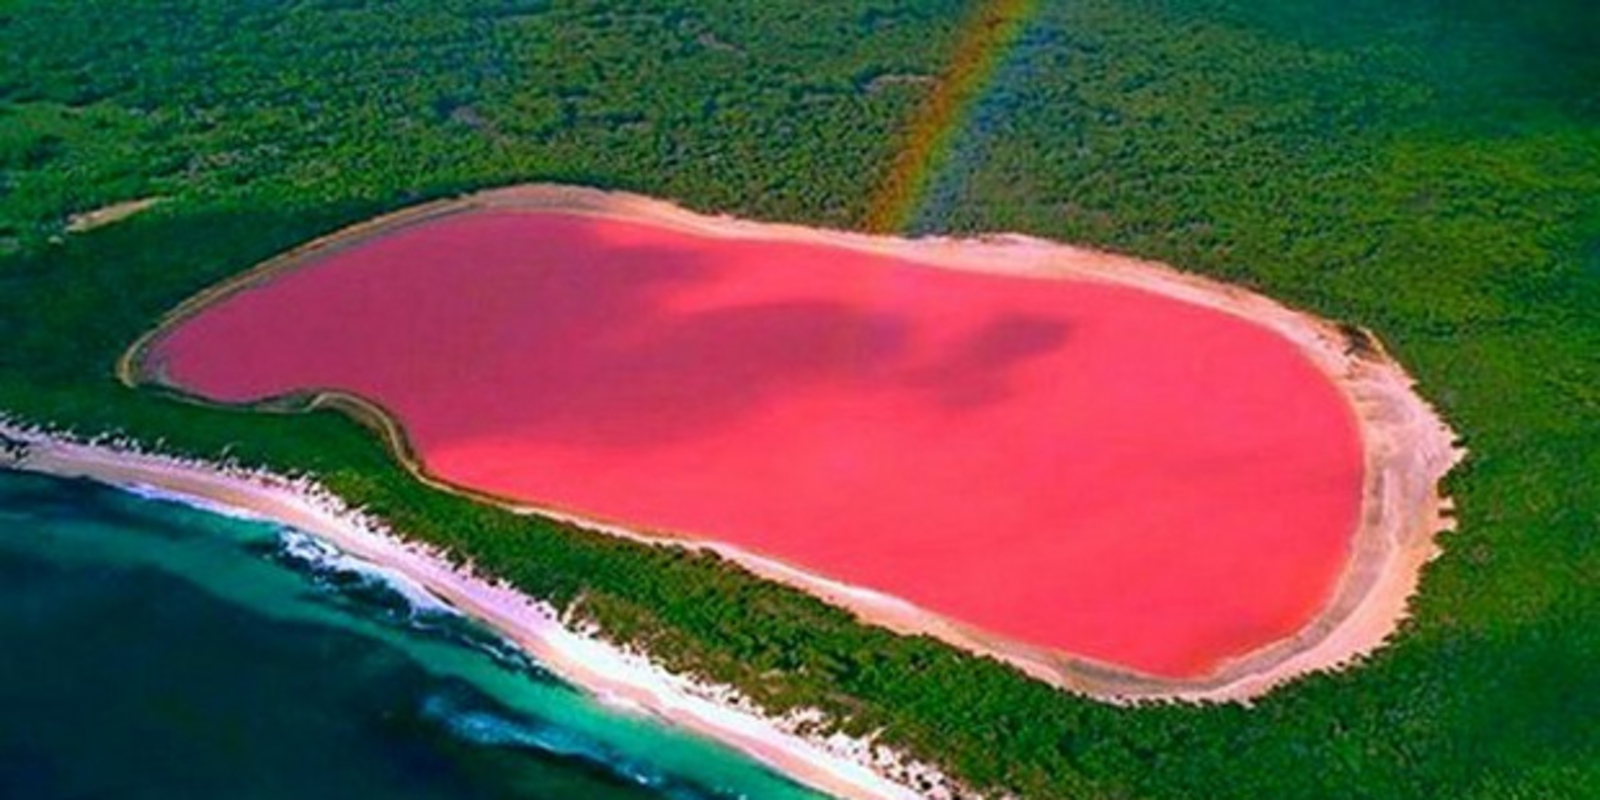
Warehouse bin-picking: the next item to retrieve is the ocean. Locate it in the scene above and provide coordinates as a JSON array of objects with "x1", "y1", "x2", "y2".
[{"x1": 0, "y1": 468, "x2": 830, "y2": 800}]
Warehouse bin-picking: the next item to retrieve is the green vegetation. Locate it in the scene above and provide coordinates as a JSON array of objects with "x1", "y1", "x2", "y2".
[{"x1": 3, "y1": 1, "x2": 1597, "y2": 798}]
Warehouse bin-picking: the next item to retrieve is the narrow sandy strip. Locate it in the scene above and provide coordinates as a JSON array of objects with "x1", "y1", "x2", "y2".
[
  {"x1": 0, "y1": 420, "x2": 975, "y2": 800},
  {"x1": 121, "y1": 184, "x2": 1464, "y2": 701},
  {"x1": 65, "y1": 197, "x2": 165, "y2": 233}
]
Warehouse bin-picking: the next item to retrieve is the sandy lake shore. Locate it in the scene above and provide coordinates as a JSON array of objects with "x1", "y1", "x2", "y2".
[{"x1": 120, "y1": 184, "x2": 1466, "y2": 701}]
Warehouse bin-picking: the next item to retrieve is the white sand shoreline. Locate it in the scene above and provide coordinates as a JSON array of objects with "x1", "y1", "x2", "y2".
[{"x1": 0, "y1": 418, "x2": 972, "y2": 800}]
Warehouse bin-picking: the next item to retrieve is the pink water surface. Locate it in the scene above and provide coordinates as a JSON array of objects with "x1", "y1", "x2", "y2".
[{"x1": 151, "y1": 210, "x2": 1364, "y2": 678}]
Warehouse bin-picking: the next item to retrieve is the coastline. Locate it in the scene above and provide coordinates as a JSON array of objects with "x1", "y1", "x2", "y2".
[
  {"x1": 0, "y1": 418, "x2": 972, "y2": 800},
  {"x1": 122, "y1": 184, "x2": 1466, "y2": 701}
]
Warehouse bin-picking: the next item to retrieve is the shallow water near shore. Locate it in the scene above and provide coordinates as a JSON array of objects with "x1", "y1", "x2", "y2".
[{"x1": 0, "y1": 469, "x2": 829, "y2": 800}]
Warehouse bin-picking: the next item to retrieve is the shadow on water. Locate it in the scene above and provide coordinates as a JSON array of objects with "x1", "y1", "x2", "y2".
[
  {"x1": 393, "y1": 216, "x2": 1073, "y2": 448},
  {"x1": 167, "y1": 213, "x2": 1074, "y2": 451}
]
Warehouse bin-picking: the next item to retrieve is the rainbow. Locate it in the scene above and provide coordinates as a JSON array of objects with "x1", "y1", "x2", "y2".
[{"x1": 864, "y1": 0, "x2": 1040, "y2": 233}]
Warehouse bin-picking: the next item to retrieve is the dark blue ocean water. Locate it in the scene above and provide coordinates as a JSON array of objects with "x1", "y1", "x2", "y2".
[{"x1": 0, "y1": 469, "x2": 829, "y2": 800}]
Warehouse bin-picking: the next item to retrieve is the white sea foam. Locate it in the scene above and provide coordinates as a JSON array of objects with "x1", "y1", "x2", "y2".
[
  {"x1": 275, "y1": 527, "x2": 456, "y2": 617},
  {"x1": 419, "y1": 692, "x2": 710, "y2": 798}
]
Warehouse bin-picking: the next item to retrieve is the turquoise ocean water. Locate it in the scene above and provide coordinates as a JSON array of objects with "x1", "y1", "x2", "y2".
[{"x1": 0, "y1": 468, "x2": 831, "y2": 800}]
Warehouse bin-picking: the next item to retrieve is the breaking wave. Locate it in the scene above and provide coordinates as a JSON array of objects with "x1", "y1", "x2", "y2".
[
  {"x1": 421, "y1": 690, "x2": 744, "y2": 800},
  {"x1": 266, "y1": 528, "x2": 549, "y2": 677}
]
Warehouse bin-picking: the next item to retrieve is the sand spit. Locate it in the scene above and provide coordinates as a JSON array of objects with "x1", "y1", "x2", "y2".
[
  {"x1": 0, "y1": 418, "x2": 980, "y2": 800},
  {"x1": 121, "y1": 184, "x2": 1464, "y2": 702}
]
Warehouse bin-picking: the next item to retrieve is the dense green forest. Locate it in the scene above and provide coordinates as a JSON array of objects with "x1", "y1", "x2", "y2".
[{"x1": 3, "y1": 1, "x2": 1598, "y2": 798}]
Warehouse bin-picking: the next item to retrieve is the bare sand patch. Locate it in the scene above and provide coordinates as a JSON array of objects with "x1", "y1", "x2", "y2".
[{"x1": 66, "y1": 197, "x2": 164, "y2": 232}]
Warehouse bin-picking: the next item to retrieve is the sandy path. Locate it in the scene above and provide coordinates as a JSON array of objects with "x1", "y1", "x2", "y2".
[
  {"x1": 0, "y1": 422, "x2": 957, "y2": 800},
  {"x1": 121, "y1": 184, "x2": 1463, "y2": 701}
]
